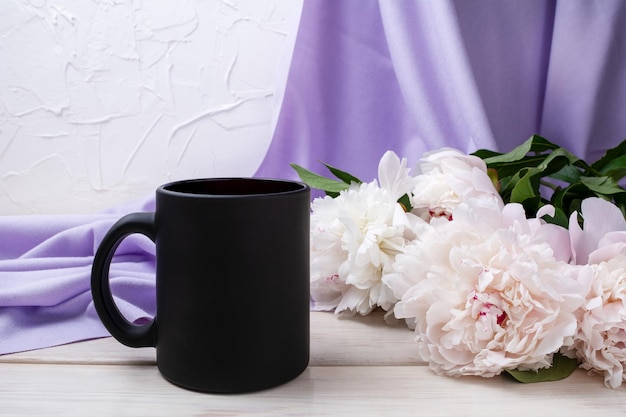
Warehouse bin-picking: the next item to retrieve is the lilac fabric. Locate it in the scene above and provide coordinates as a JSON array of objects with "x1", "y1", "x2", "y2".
[
  {"x1": 257, "y1": 0, "x2": 626, "y2": 182},
  {"x1": 0, "y1": 198, "x2": 156, "y2": 354},
  {"x1": 2, "y1": 1, "x2": 626, "y2": 355}
]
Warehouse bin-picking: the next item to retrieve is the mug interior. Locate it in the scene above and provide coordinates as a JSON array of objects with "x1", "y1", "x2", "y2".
[{"x1": 161, "y1": 178, "x2": 307, "y2": 197}]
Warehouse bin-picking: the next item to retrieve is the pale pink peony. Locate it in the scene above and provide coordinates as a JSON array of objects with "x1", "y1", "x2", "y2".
[
  {"x1": 388, "y1": 201, "x2": 585, "y2": 377},
  {"x1": 562, "y1": 197, "x2": 626, "y2": 388},
  {"x1": 562, "y1": 258, "x2": 626, "y2": 389}
]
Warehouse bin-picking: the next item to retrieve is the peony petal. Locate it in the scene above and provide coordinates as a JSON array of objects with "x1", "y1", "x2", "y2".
[
  {"x1": 568, "y1": 210, "x2": 586, "y2": 264},
  {"x1": 501, "y1": 203, "x2": 528, "y2": 231},
  {"x1": 378, "y1": 151, "x2": 402, "y2": 190},
  {"x1": 377, "y1": 150, "x2": 415, "y2": 200},
  {"x1": 588, "y1": 241, "x2": 626, "y2": 264},
  {"x1": 587, "y1": 231, "x2": 626, "y2": 264},
  {"x1": 582, "y1": 197, "x2": 626, "y2": 233},
  {"x1": 336, "y1": 286, "x2": 371, "y2": 315},
  {"x1": 571, "y1": 197, "x2": 626, "y2": 265},
  {"x1": 536, "y1": 205, "x2": 555, "y2": 219},
  {"x1": 470, "y1": 167, "x2": 500, "y2": 195},
  {"x1": 598, "y1": 230, "x2": 626, "y2": 248},
  {"x1": 538, "y1": 223, "x2": 571, "y2": 262}
]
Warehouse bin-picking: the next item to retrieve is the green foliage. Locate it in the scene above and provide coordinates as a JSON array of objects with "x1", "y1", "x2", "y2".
[
  {"x1": 290, "y1": 162, "x2": 360, "y2": 198},
  {"x1": 505, "y1": 353, "x2": 579, "y2": 383},
  {"x1": 473, "y1": 135, "x2": 626, "y2": 226},
  {"x1": 320, "y1": 162, "x2": 362, "y2": 185}
]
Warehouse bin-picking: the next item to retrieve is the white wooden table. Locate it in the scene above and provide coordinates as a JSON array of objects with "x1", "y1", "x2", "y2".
[{"x1": 1, "y1": 310, "x2": 625, "y2": 416}]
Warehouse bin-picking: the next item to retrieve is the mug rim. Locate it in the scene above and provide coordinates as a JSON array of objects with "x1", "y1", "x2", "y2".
[{"x1": 157, "y1": 177, "x2": 310, "y2": 198}]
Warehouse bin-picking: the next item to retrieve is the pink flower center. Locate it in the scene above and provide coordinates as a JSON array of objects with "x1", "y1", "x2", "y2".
[
  {"x1": 325, "y1": 274, "x2": 339, "y2": 284},
  {"x1": 471, "y1": 292, "x2": 507, "y2": 327},
  {"x1": 428, "y1": 208, "x2": 453, "y2": 221}
]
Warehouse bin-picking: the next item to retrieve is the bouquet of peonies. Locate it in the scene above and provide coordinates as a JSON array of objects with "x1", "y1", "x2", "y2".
[{"x1": 292, "y1": 135, "x2": 626, "y2": 389}]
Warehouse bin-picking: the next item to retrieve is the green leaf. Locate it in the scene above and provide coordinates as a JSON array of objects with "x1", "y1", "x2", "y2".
[
  {"x1": 591, "y1": 138, "x2": 626, "y2": 173},
  {"x1": 482, "y1": 136, "x2": 535, "y2": 164},
  {"x1": 580, "y1": 176, "x2": 626, "y2": 195},
  {"x1": 525, "y1": 134, "x2": 562, "y2": 153},
  {"x1": 321, "y1": 162, "x2": 362, "y2": 185},
  {"x1": 495, "y1": 149, "x2": 583, "y2": 218},
  {"x1": 471, "y1": 148, "x2": 502, "y2": 159},
  {"x1": 550, "y1": 183, "x2": 591, "y2": 219},
  {"x1": 603, "y1": 166, "x2": 626, "y2": 183},
  {"x1": 481, "y1": 135, "x2": 560, "y2": 165},
  {"x1": 549, "y1": 164, "x2": 582, "y2": 184},
  {"x1": 398, "y1": 193, "x2": 413, "y2": 212},
  {"x1": 483, "y1": 155, "x2": 546, "y2": 179},
  {"x1": 509, "y1": 152, "x2": 568, "y2": 199},
  {"x1": 594, "y1": 152, "x2": 626, "y2": 183},
  {"x1": 510, "y1": 170, "x2": 540, "y2": 203},
  {"x1": 506, "y1": 353, "x2": 578, "y2": 383},
  {"x1": 596, "y1": 154, "x2": 626, "y2": 175},
  {"x1": 534, "y1": 149, "x2": 573, "y2": 176},
  {"x1": 290, "y1": 163, "x2": 350, "y2": 194}
]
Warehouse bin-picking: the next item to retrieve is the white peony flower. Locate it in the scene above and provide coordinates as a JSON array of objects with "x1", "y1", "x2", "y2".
[
  {"x1": 377, "y1": 150, "x2": 417, "y2": 202},
  {"x1": 309, "y1": 180, "x2": 422, "y2": 316},
  {"x1": 389, "y1": 201, "x2": 585, "y2": 377},
  {"x1": 410, "y1": 148, "x2": 503, "y2": 222}
]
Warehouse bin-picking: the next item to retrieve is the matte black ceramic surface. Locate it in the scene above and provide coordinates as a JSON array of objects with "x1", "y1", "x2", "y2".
[{"x1": 91, "y1": 178, "x2": 310, "y2": 393}]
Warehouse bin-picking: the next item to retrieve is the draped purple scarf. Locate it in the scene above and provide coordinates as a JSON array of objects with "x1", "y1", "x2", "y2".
[{"x1": 2, "y1": 0, "x2": 626, "y2": 354}]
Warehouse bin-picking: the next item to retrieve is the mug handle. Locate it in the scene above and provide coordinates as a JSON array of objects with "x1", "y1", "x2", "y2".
[{"x1": 91, "y1": 212, "x2": 157, "y2": 348}]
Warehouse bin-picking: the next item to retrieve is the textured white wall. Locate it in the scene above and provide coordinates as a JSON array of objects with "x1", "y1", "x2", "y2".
[{"x1": 0, "y1": 0, "x2": 302, "y2": 214}]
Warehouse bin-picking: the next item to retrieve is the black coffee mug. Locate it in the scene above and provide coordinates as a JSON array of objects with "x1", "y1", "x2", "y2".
[{"x1": 91, "y1": 178, "x2": 310, "y2": 393}]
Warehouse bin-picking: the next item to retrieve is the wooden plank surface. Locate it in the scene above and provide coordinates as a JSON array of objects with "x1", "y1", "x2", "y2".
[
  {"x1": 2, "y1": 311, "x2": 626, "y2": 416},
  {"x1": 0, "y1": 311, "x2": 422, "y2": 366},
  {"x1": 1, "y1": 364, "x2": 624, "y2": 417}
]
